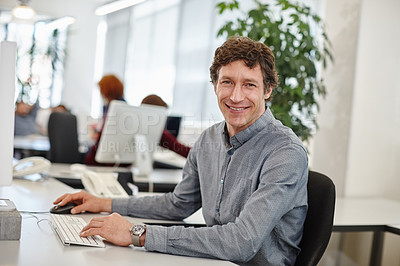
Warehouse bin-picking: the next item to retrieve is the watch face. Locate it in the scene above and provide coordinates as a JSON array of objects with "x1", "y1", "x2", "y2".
[{"x1": 131, "y1": 224, "x2": 145, "y2": 236}]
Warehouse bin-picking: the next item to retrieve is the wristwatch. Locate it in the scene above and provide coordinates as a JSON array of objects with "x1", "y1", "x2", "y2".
[{"x1": 130, "y1": 224, "x2": 146, "y2": 247}]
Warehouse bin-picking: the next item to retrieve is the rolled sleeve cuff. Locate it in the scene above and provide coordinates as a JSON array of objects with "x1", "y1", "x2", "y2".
[{"x1": 144, "y1": 225, "x2": 168, "y2": 253}]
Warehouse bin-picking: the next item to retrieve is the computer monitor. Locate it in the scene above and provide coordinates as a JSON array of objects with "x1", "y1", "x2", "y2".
[
  {"x1": 0, "y1": 41, "x2": 17, "y2": 186},
  {"x1": 95, "y1": 100, "x2": 167, "y2": 167},
  {"x1": 165, "y1": 116, "x2": 182, "y2": 138}
]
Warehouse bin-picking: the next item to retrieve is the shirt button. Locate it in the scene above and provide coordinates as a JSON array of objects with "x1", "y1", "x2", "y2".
[
  {"x1": 220, "y1": 179, "x2": 224, "y2": 184},
  {"x1": 216, "y1": 208, "x2": 219, "y2": 212}
]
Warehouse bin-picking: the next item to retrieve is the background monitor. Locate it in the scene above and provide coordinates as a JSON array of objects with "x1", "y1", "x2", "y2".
[
  {"x1": 165, "y1": 116, "x2": 182, "y2": 138},
  {"x1": 95, "y1": 100, "x2": 167, "y2": 165},
  {"x1": 0, "y1": 41, "x2": 17, "y2": 186}
]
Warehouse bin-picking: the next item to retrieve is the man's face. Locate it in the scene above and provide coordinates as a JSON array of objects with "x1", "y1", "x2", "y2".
[{"x1": 214, "y1": 60, "x2": 271, "y2": 137}]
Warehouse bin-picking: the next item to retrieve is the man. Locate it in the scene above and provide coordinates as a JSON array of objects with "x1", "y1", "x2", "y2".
[
  {"x1": 14, "y1": 101, "x2": 40, "y2": 136},
  {"x1": 54, "y1": 36, "x2": 308, "y2": 265}
]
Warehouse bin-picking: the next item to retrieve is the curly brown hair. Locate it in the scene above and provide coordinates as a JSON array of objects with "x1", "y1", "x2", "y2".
[
  {"x1": 210, "y1": 36, "x2": 279, "y2": 101},
  {"x1": 98, "y1": 74, "x2": 124, "y2": 102}
]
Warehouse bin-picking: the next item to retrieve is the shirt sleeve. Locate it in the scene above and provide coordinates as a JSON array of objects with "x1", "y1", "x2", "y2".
[{"x1": 144, "y1": 143, "x2": 308, "y2": 263}]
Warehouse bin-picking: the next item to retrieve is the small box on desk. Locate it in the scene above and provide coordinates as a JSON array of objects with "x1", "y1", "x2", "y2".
[{"x1": 0, "y1": 199, "x2": 22, "y2": 240}]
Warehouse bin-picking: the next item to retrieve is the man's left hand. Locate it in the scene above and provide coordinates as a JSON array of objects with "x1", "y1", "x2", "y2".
[{"x1": 80, "y1": 212, "x2": 133, "y2": 246}]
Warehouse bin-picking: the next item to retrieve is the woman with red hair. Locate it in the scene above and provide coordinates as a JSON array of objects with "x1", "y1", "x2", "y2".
[
  {"x1": 98, "y1": 74, "x2": 125, "y2": 120},
  {"x1": 85, "y1": 74, "x2": 125, "y2": 165}
]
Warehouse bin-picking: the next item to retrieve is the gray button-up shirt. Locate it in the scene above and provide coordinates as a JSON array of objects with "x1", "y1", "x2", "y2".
[{"x1": 112, "y1": 108, "x2": 308, "y2": 265}]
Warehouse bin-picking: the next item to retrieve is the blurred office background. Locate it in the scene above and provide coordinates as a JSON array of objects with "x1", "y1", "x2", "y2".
[{"x1": 1, "y1": 0, "x2": 400, "y2": 264}]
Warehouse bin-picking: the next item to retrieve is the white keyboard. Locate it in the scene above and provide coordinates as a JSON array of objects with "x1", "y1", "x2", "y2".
[{"x1": 51, "y1": 214, "x2": 105, "y2": 248}]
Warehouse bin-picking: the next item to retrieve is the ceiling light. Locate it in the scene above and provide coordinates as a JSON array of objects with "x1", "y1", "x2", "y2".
[
  {"x1": 95, "y1": 0, "x2": 146, "y2": 16},
  {"x1": 12, "y1": 0, "x2": 35, "y2": 20}
]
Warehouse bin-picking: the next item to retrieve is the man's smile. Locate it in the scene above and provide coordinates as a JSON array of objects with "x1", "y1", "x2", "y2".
[{"x1": 226, "y1": 104, "x2": 248, "y2": 111}]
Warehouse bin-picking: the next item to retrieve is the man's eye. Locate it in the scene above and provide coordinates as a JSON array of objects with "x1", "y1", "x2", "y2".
[
  {"x1": 246, "y1": 83, "x2": 256, "y2": 87},
  {"x1": 221, "y1": 80, "x2": 232, "y2": 85}
]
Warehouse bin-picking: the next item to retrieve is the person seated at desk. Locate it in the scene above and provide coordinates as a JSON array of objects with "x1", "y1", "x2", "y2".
[
  {"x1": 141, "y1": 94, "x2": 191, "y2": 158},
  {"x1": 85, "y1": 74, "x2": 126, "y2": 166},
  {"x1": 14, "y1": 101, "x2": 40, "y2": 136},
  {"x1": 55, "y1": 36, "x2": 308, "y2": 265}
]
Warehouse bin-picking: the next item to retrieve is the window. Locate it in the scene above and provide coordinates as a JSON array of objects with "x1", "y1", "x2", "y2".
[{"x1": 0, "y1": 11, "x2": 70, "y2": 108}]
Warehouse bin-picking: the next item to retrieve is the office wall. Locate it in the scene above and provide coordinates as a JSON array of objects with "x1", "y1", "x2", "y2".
[
  {"x1": 311, "y1": 0, "x2": 362, "y2": 198},
  {"x1": 60, "y1": 2, "x2": 100, "y2": 118},
  {"x1": 313, "y1": 0, "x2": 400, "y2": 264},
  {"x1": 313, "y1": 0, "x2": 400, "y2": 202},
  {"x1": 345, "y1": 0, "x2": 400, "y2": 199},
  {"x1": 345, "y1": 1, "x2": 400, "y2": 262},
  {"x1": 313, "y1": 0, "x2": 400, "y2": 201}
]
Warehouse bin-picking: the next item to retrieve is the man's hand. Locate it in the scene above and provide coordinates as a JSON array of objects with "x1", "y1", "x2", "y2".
[
  {"x1": 80, "y1": 213, "x2": 134, "y2": 246},
  {"x1": 53, "y1": 190, "x2": 112, "y2": 214}
]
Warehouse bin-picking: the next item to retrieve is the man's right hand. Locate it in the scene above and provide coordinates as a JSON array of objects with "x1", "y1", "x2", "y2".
[{"x1": 53, "y1": 191, "x2": 112, "y2": 214}]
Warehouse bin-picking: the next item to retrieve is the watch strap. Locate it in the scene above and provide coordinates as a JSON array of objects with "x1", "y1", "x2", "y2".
[{"x1": 132, "y1": 234, "x2": 141, "y2": 247}]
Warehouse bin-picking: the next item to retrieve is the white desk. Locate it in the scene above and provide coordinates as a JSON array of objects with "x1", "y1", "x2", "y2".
[
  {"x1": 333, "y1": 197, "x2": 400, "y2": 266},
  {"x1": 0, "y1": 178, "x2": 232, "y2": 266}
]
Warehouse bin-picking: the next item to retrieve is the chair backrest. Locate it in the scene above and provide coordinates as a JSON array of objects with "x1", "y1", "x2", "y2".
[
  {"x1": 47, "y1": 112, "x2": 83, "y2": 164},
  {"x1": 295, "y1": 170, "x2": 336, "y2": 266}
]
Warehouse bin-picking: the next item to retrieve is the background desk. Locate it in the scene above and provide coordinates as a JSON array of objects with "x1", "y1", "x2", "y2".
[
  {"x1": 134, "y1": 169, "x2": 182, "y2": 192},
  {"x1": 0, "y1": 178, "x2": 232, "y2": 266},
  {"x1": 13, "y1": 135, "x2": 50, "y2": 152},
  {"x1": 333, "y1": 197, "x2": 400, "y2": 266},
  {"x1": 13, "y1": 135, "x2": 50, "y2": 158},
  {"x1": 13, "y1": 135, "x2": 92, "y2": 160},
  {"x1": 47, "y1": 163, "x2": 182, "y2": 193}
]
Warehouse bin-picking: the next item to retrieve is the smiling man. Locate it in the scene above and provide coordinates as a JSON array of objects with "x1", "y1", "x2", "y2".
[
  {"x1": 54, "y1": 36, "x2": 308, "y2": 265},
  {"x1": 214, "y1": 60, "x2": 270, "y2": 137}
]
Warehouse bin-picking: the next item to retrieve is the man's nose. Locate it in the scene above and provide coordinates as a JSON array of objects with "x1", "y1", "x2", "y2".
[{"x1": 230, "y1": 84, "x2": 244, "y2": 102}]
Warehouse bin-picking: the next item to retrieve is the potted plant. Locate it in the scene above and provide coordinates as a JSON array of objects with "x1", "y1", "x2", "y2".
[{"x1": 216, "y1": 0, "x2": 333, "y2": 142}]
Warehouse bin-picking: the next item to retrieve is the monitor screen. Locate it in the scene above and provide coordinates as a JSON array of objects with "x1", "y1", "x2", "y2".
[
  {"x1": 95, "y1": 100, "x2": 167, "y2": 165},
  {"x1": 0, "y1": 41, "x2": 17, "y2": 186},
  {"x1": 165, "y1": 116, "x2": 182, "y2": 138}
]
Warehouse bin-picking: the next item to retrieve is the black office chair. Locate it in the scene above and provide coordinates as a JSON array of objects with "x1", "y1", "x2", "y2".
[
  {"x1": 47, "y1": 111, "x2": 84, "y2": 164},
  {"x1": 295, "y1": 170, "x2": 336, "y2": 266}
]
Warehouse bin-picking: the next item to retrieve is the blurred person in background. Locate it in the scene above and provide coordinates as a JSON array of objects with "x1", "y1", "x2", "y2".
[
  {"x1": 85, "y1": 74, "x2": 125, "y2": 166},
  {"x1": 141, "y1": 94, "x2": 191, "y2": 158},
  {"x1": 14, "y1": 101, "x2": 39, "y2": 136}
]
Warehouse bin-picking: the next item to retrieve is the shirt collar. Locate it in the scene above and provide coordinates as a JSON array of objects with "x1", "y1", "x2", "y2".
[{"x1": 222, "y1": 108, "x2": 274, "y2": 149}]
